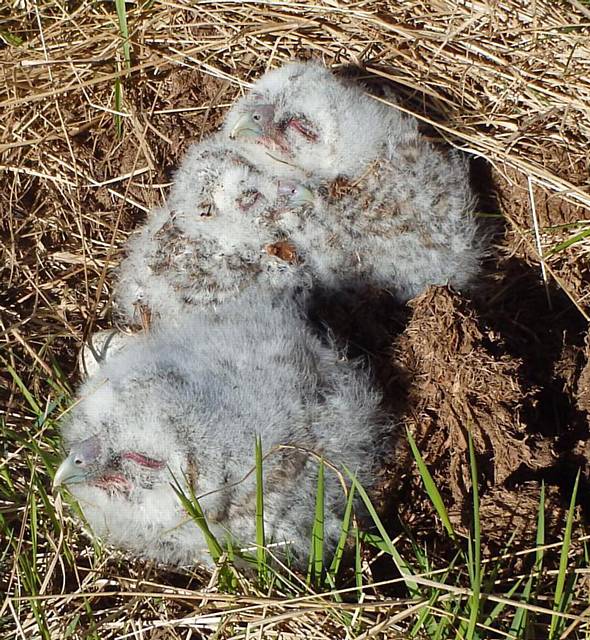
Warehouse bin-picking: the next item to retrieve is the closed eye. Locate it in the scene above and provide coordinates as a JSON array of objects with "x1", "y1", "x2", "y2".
[
  {"x1": 121, "y1": 451, "x2": 165, "y2": 469},
  {"x1": 236, "y1": 189, "x2": 261, "y2": 211},
  {"x1": 287, "y1": 116, "x2": 318, "y2": 142}
]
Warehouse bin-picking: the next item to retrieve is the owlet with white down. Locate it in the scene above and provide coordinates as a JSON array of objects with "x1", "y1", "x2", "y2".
[
  {"x1": 115, "y1": 135, "x2": 310, "y2": 326},
  {"x1": 55, "y1": 293, "x2": 391, "y2": 568},
  {"x1": 225, "y1": 61, "x2": 485, "y2": 301}
]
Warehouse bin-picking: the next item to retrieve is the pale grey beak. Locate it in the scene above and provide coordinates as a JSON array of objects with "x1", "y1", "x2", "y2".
[
  {"x1": 53, "y1": 435, "x2": 101, "y2": 489},
  {"x1": 53, "y1": 453, "x2": 87, "y2": 488},
  {"x1": 230, "y1": 112, "x2": 265, "y2": 140}
]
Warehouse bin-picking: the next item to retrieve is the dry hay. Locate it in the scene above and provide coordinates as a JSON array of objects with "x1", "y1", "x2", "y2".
[{"x1": 2, "y1": 0, "x2": 590, "y2": 637}]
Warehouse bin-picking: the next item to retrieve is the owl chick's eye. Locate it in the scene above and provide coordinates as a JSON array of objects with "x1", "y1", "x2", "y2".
[
  {"x1": 287, "y1": 116, "x2": 318, "y2": 142},
  {"x1": 236, "y1": 189, "x2": 261, "y2": 211},
  {"x1": 121, "y1": 451, "x2": 165, "y2": 469},
  {"x1": 277, "y1": 180, "x2": 314, "y2": 207}
]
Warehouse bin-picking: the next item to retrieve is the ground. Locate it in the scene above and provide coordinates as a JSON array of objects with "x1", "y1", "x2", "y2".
[{"x1": 1, "y1": 1, "x2": 590, "y2": 638}]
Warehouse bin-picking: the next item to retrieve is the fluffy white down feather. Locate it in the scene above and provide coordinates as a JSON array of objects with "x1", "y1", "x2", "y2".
[
  {"x1": 59, "y1": 293, "x2": 390, "y2": 568},
  {"x1": 278, "y1": 148, "x2": 484, "y2": 301},
  {"x1": 115, "y1": 135, "x2": 311, "y2": 325}
]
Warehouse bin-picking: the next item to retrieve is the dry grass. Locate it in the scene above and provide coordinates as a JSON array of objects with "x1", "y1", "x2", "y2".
[{"x1": 2, "y1": 0, "x2": 590, "y2": 638}]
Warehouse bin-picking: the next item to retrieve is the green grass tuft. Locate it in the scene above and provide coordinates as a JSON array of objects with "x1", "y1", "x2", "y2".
[{"x1": 113, "y1": 0, "x2": 132, "y2": 136}]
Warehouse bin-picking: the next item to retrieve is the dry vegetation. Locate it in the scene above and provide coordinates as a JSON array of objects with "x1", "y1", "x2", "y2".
[{"x1": 2, "y1": 0, "x2": 590, "y2": 638}]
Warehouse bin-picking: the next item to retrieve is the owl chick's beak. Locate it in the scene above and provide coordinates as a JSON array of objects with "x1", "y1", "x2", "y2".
[
  {"x1": 53, "y1": 453, "x2": 85, "y2": 488},
  {"x1": 53, "y1": 435, "x2": 101, "y2": 489},
  {"x1": 230, "y1": 113, "x2": 264, "y2": 139},
  {"x1": 230, "y1": 104, "x2": 275, "y2": 140}
]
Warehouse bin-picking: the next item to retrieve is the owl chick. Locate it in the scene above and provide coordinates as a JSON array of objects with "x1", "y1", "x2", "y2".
[
  {"x1": 225, "y1": 62, "x2": 485, "y2": 299},
  {"x1": 276, "y1": 147, "x2": 484, "y2": 302},
  {"x1": 224, "y1": 61, "x2": 418, "y2": 180},
  {"x1": 54, "y1": 292, "x2": 389, "y2": 569},
  {"x1": 115, "y1": 135, "x2": 310, "y2": 326}
]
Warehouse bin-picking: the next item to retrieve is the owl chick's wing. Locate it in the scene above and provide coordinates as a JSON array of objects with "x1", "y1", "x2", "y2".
[{"x1": 366, "y1": 142, "x2": 485, "y2": 300}]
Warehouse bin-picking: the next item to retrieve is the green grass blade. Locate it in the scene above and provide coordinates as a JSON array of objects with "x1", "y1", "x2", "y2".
[
  {"x1": 114, "y1": 0, "x2": 131, "y2": 69},
  {"x1": 547, "y1": 227, "x2": 590, "y2": 255},
  {"x1": 465, "y1": 431, "x2": 481, "y2": 640},
  {"x1": 46, "y1": 352, "x2": 74, "y2": 397},
  {"x1": 415, "y1": 551, "x2": 462, "y2": 639},
  {"x1": 406, "y1": 428, "x2": 457, "y2": 541},
  {"x1": 483, "y1": 576, "x2": 525, "y2": 629},
  {"x1": 354, "y1": 525, "x2": 362, "y2": 599},
  {"x1": 113, "y1": 0, "x2": 131, "y2": 136},
  {"x1": 5, "y1": 362, "x2": 42, "y2": 415},
  {"x1": 114, "y1": 77, "x2": 123, "y2": 137},
  {"x1": 360, "y1": 530, "x2": 397, "y2": 553},
  {"x1": 255, "y1": 435, "x2": 267, "y2": 581},
  {"x1": 327, "y1": 483, "x2": 355, "y2": 583},
  {"x1": 307, "y1": 458, "x2": 325, "y2": 586},
  {"x1": 397, "y1": 519, "x2": 430, "y2": 577},
  {"x1": 170, "y1": 474, "x2": 223, "y2": 563},
  {"x1": 510, "y1": 482, "x2": 545, "y2": 637},
  {"x1": 0, "y1": 30, "x2": 23, "y2": 46},
  {"x1": 535, "y1": 481, "x2": 546, "y2": 572},
  {"x1": 344, "y1": 465, "x2": 419, "y2": 597},
  {"x1": 549, "y1": 470, "x2": 580, "y2": 639}
]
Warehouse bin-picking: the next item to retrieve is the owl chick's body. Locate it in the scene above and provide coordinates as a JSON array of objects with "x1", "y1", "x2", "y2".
[
  {"x1": 55, "y1": 293, "x2": 389, "y2": 568},
  {"x1": 279, "y1": 146, "x2": 482, "y2": 301},
  {"x1": 115, "y1": 135, "x2": 310, "y2": 326},
  {"x1": 225, "y1": 61, "x2": 485, "y2": 300}
]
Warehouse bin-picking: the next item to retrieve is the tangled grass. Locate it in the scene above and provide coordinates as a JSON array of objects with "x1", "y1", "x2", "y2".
[{"x1": 2, "y1": 0, "x2": 590, "y2": 637}]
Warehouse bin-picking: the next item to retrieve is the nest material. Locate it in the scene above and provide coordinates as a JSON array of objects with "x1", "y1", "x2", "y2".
[{"x1": 2, "y1": 1, "x2": 590, "y2": 637}]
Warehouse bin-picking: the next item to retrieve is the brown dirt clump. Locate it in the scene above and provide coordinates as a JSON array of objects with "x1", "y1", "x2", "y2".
[
  {"x1": 391, "y1": 286, "x2": 556, "y2": 519},
  {"x1": 479, "y1": 482, "x2": 566, "y2": 546},
  {"x1": 578, "y1": 337, "x2": 590, "y2": 416}
]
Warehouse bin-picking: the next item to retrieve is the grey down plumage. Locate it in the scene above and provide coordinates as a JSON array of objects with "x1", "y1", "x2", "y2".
[
  {"x1": 225, "y1": 61, "x2": 485, "y2": 301},
  {"x1": 55, "y1": 293, "x2": 389, "y2": 568},
  {"x1": 115, "y1": 135, "x2": 310, "y2": 325}
]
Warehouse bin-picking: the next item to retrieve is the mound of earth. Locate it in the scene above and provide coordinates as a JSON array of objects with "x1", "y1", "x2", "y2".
[
  {"x1": 578, "y1": 337, "x2": 590, "y2": 416},
  {"x1": 389, "y1": 286, "x2": 561, "y2": 541}
]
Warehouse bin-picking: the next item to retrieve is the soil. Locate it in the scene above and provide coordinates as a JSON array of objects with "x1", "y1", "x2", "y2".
[
  {"x1": 577, "y1": 339, "x2": 590, "y2": 415},
  {"x1": 387, "y1": 285, "x2": 581, "y2": 547}
]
